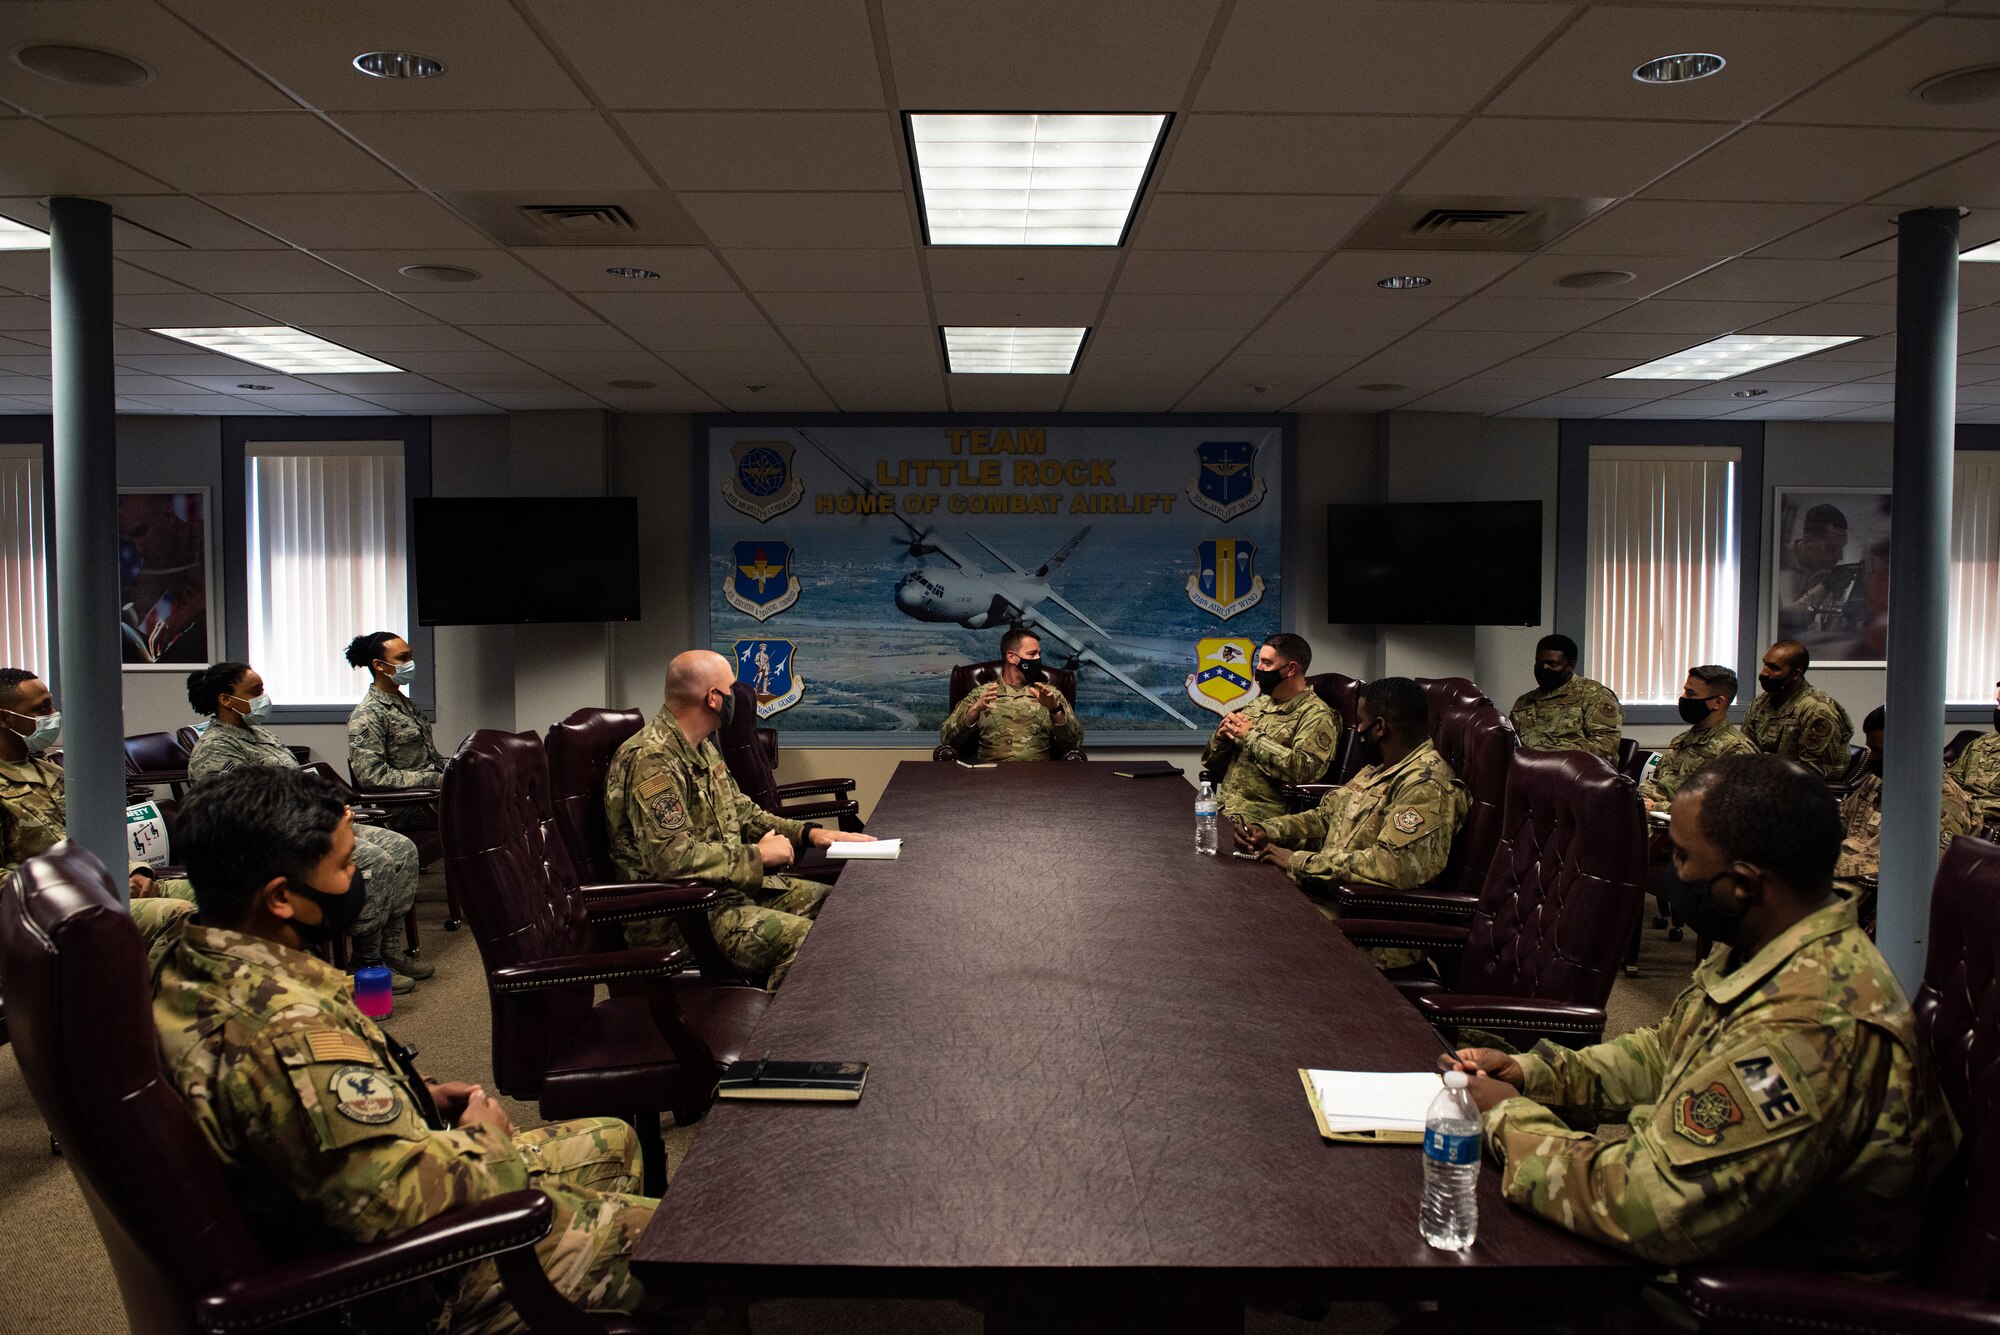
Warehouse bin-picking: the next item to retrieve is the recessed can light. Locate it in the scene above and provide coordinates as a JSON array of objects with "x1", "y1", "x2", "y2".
[
  {"x1": 1915, "y1": 65, "x2": 2000, "y2": 106},
  {"x1": 13, "y1": 43, "x2": 153, "y2": 87},
  {"x1": 606, "y1": 379, "x2": 657, "y2": 390},
  {"x1": 1359, "y1": 383, "x2": 1407, "y2": 392},
  {"x1": 1634, "y1": 52, "x2": 1726, "y2": 84},
  {"x1": 605, "y1": 266, "x2": 660, "y2": 279},
  {"x1": 235, "y1": 383, "x2": 274, "y2": 391},
  {"x1": 1732, "y1": 388, "x2": 1769, "y2": 398},
  {"x1": 1376, "y1": 275, "x2": 1431, "y2": 290},
  {"x1": 352, "y1": 51, "x2": 445, "y2": 80},
  {"x1": 397, "y1": 263, "x2": 480, "y2": 283},
  {"x1": 1557, "y1": 269, "x2": 1637, "y2": 289}
]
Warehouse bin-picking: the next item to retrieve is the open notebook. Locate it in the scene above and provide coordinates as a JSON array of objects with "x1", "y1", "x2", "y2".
[
  {"x1": 1298, "y1": 1069, "x2": 1445, "y2": 1144},
  {"x1": 827, "y1": 838, "x2": 901, "y2": 860}
]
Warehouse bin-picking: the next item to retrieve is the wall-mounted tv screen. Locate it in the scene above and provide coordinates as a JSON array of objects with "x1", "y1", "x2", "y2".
[
  {"x1": 1327, "y1": 501, "x2": 1542, "y2": 626},
  {"x1": 414, "y1": 497, "x2": 641, "y2": 625}
]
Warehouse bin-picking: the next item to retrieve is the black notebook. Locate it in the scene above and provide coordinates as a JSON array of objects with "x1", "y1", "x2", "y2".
[
  {"x1": 715, "y1": 1059, "x2": 869, "y2": 1102},
  {"x1": 1112, "y1": 762, "x2": 1183, "y2": 779}
]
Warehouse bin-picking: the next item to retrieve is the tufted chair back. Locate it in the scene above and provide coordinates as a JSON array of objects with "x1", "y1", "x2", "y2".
[
  {"x1": 1416, "y1": 676, "x2": 1489, "y2": 736},
  {"x1": 544, "y1": 707, "x2": 645, "y2": 886},
  {"x1": 441, "y1": 729, "x2": 594, "y2": 1099},
  {"x1": 1429, "y1": 702, "x2": 1518, "y2": 896},
  {"x1": 718, "y1": 681, "x2": 784, "y2": 810},
  {"x1": 1457, "y1": 750, "x2": 1646, "y2": 1009},
  {"x1": 1, "y1": 843, "x2": 263, "y2": 1335},
  {"x1": 1308, "y1": 672, "x2": 1362, "y2": 784},
  {"x1": 1916, "y1": 835, "x2": 2000, "y2": 1298},
  {"x1": 947, "y1": 660, "x2": 1079, "y2": 710}
]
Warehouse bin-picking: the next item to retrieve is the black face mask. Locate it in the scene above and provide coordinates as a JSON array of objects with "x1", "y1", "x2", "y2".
[
  {"x1": 1353, "y1": 723, "x2": 1385, "y2": 768},
  {"x1": 1991, "y1": 707, "x2": 1999, "y2": 734},
  {"x1": 1016, "y1": 656, "x2": 1047, "y2": 686},
  {"x1": 1677, "y1": 695, "x2": 1717, "y2": 726},
  {"x1": 1533, "y1": 666, "x2": 1569, "y2": 692},
  {"x1": 287, "y1": 869, "x2": 366, "y2": 944},
  {"x1": 715, "y1": 688, "x2": 737, "y2": 729},
  {"x1": 1254, "y1": 666, "x2": 1284, "y2": 694},
  {"x1": 1867, "y1": 751, "x2": 1884, "y2": 778},
  {"x1": 1758, "y1": 673, "x2": 1790, "y2": 695},
  {"x1": 1664, "y1": 867, "x2": 1748, "y2": 944}
]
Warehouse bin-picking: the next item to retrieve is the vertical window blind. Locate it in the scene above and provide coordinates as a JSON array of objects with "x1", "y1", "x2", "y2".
[
  {"x1": 1586, "y1": 446, "x2": 1742, "y2": 706},
  {"x1": 0, "y1": 447, "x2": 47, "y2": 675},
  {"x1": 1949, "y1": 456, "x2": 2000, "y2": 704},
  {"x1": 245, "y1": 442, "x2": 407, "y2": 706}
]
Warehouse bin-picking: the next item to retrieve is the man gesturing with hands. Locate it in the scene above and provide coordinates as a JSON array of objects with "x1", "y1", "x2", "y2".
[{"x1": 938, "y1": 627, "x2": 1082, "y2": 762}]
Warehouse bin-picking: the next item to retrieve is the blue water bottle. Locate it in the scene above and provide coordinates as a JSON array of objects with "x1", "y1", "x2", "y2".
[{"x1": 355, "y1": 965, "x2": 395, "y2": 1019}]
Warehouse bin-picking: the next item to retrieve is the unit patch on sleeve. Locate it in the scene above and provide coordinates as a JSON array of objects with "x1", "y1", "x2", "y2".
[
  {"x1": 328, "y1": 1066, "x2": 403, "y2": 1125},
  {"x1": 1732, "y1": 1049, "x2": 1810, "y2": 1130},
  {"x1": 1392, "y1": 808, "x2": 1423, "y2": 835},
  {"x1": 1673, "y1": 1081, "x2": 1744, "y2": 1147}
]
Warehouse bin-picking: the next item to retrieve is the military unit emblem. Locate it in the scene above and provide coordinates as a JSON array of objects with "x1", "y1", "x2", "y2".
[
  {"x1": 1184, "y1": 636, "x2": 1259, "y2": 716},
  {"x1": 726, "y1": 540, "x2": 801, "y2": 621},
  {"x1": 1674, "y1": 1081, "x2": 1744, "y2": 1146},
  {"x1": 1186, "y1": 538, "x2": 1264, "y2": 620},
  {"x1": 722, "y1": 438, "x2": 805, "y2": 521},
  {"x1": 734, "y1": 638, "x2": 803, "y2": 718},
  {"x1": 1185, "y1": 440, "x2": 1266, "y2": 521},
  {"x1": 328, "y1": 1066, "x2": 401, "y2": 1125}
]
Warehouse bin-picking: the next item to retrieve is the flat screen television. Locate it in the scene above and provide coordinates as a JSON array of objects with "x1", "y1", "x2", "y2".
[
  {"x1": 1326, "y1": 501, "x2": 1542, "y2": 626},
  {"x1": 413, "y1": 497, "x2": 641, "y2": 625}
]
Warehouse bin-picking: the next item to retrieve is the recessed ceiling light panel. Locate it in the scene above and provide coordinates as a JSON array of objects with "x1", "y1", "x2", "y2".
[
  {"x1": 605, "y1": 266, "x2": 660, "y2": 279},
  {"x1": 150, "y1": 326, "x2": 405, "y2": 375},
  {"x1": 1376, "y1": 275, "x2": 1431, "y2": 289},
  {"x1": 942, "y1": 326, "x2": 1086, "y2": 374},
  {"x1": 1961, "y1": 238, "x2": 2000, "y2": 262},
  {"x1": 1609, "y1": 334, "x2": 1861, "y2": 380},
  {"x1": 908, "y1": 113, "x2": 1168, "y2": 247},
  {"x1": 1633, "y1": 52, "x2": 1726, "y2": 84},
  {"x1": 0, "y1": 215, "x2": 50, "y2": 251},
  {"x1": 353, "y1": 51, "x2": 445, "y2": 80},
  {"x1": 14, "y1": 43, "x2": 152, "y2": 87}
]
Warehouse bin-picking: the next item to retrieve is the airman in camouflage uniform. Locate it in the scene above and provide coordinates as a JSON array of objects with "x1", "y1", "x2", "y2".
[
  {"x1": 1833, "y1": 771, "x2": 1977, "y2": 890},
  {"x1": 1745, "y1": 641, "x2": 1854, "y2": 780},
  {"x1": 1639, "y1": 722, "x2": 1757, "y2": 811},
  {"x1": 1472, "y1": 894, "x2": 1955, "y2": 1267},
  {"x1": 1948, "y1": 721, "x2": 2000, "y2": 830},
  {"x1": 1201, "y1": 691, "x2": 1339, "y2": 824},
  {"x1": 155, "y1": 922, "x2": 656, "y2": 1333},
  {"x1": 2, "y1": 752, "x2": 196, "y2": 902},
  {"x1": 1510, "y1": 675, "x2": 1623, "y2": 766},
  {"x1": 348, "y1": 685, "x2": 446, "y2": 833},
  {"x1": 940, "y1": 680, "x2": 1083, "y2": 761}
]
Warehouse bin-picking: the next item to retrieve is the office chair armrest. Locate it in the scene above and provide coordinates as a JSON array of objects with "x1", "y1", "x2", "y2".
[
  {"x1": 194, "y1": 1190, "x2": 558, "y2": 1334},
  {"x1": 490, "y1": 947, "x2": 693, "y2": 992},
  {"x1": 1335, "y1": 918, "x2": 1470, "y2": 948},
  {"x1": 575, "y1": 884, "x2": 746, "y2": 984},
  {"x1": 353, "y1": 786, "x2": 441, "y2": 806},
  {"x1": 773, "y1": 797, "x2": 861, "y2": 824},
  {"x1": 1333, "y1": 882, "x2": 1478, "y2": 921},
  {"x1": 931, "y1": 744, "x2": 959, "y2": 762},
  {"x1": 1681, "y1": 1263, "x2": 2000, "y2": 1335},
  {"x1": 1412, "y1": 994, "x2": 1608, "y2": 1047},
  {"x1": 774, "y1": 777, "x2": 856, "y2": 801},
  {"x1": 1062, "y1": 748, "x2": 1089, "y2": 762},
  {"x1": 348, "y1": 805, "x2": 390, "y2": 824},
  {"x1": 576, "y1": 881, "x2": 718, "y2": 912}
]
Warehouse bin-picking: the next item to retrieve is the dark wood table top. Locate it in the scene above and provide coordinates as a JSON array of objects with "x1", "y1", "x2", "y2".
[{"x1": 636, "y1": 761, "x2": 1639, "y2": 1301}]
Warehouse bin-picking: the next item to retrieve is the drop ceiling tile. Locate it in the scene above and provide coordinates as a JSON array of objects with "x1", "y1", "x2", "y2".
[
  {"x1": 593, "y1": 385, "x2": 723, "y2": 411},
  {"x1": 58, "y1": 114, "x2": 409, "y2": 194},
  {"x1": 233, "y1": 293, "x2": 435, "y2": 326},
  {"x1": 658, "y1": 350, "x2": 809, "y2": 379},
  {"x1": 1587, "y1": 299, "x2": 1803, "y2": 334},
  {"x1": 413, "y1": 371, "x2": 569, "y2": 394},
  {"x1": 1178, "y1": 383, "x2": 1308, "y2": 412},
  {"x1": 163, "y1": 0, "x2": 590, "y2": 111},
  {"x1": 683, "y1": 372, "x2": 833, "y2": 411},
  {"x1": 0, "y1": 120, "x2": 166, "y2": 196},
  {"x1": 1291, "y1": 380, "x2": 1446, "y2": 412},
  {"x1": 1495, "y1": 356, "x2": 1650, "y2": 380},
  {"x1": 1503, "y1": 395, "x2": 1647, "y2": 418},
  {"x1": 132, "y1": 250, "x2": 374, "y2": 294},
  {"x1": 1234, "y1": 299, "x2": 1431, "y2": 355},
  {"x1": 480, "y1": 390, "x2": 616, "y2": 410},
  {"x1": 113, "y1": 375, "x2": 190, "y2": 396},
  {"x1": 1739, "y1": 303, "x2": 1900, "y2": 336},
  {"x1": 1405, "y1": 389, "x2": 1535, "y2": 414},
  {"x1": 113, "y1": 293, "x2": 267, "y2": 327},
  {"x1": 1878, "y1": 142, "x2": 2000, "y2": 209},
  {"x1": 519, "y1": 248, "x2": 739, "y2": 293},
  {"x1": 1199, "y1": 0, "x2": 1568, "y2": 114},
  {"x1": 11, "y1": 196, "x2": 289, "y2": 251},
  {"x1": 0, "y1": 2, "x2": 293, "y2": 114},
  {"x1": 1783, "y1": 334, "x2": 1896, "y2": 363},
  {"x1": 1661, "y1": 379, "x2": 1840, "y2": 403},
  {"x1": 1553, "y1": 376, "x2": 1695, "y2": 399},
  {"x1": 1747, "y1": 206, "x2": 1904, "y2": 261},
  {"x1": 1610, "y1": 400, "x2": 1749, "y2": 418},
  {"x1": 216, "y1": 393, "x2": 389, "y2": 413},
  {"x1": 620, "y1": 112, "x2": 902, "y2": 191},
  {"x1": 0, "y1": 356, "x2": 48, "y2": 375},
  {"x1": 1085, "y1": 327, "x2": 1244, "y2": 359},
  {"x1": 1407, "y1": 118, "x2": 1733, "y2": 198},
  {"x1": 1647, "y1": 125, "x2": 1994, "y2": 203},
  {"x1": 1160, "y1": 115, "x2": 1456, "y2": 195},
  {"x1": 1298, "y1": 251, "x2": 1522, "y2": 300},
  {"x1": 115, "y1": 353, "x2": 275, "y2": 375},
  {"x1": 1532, "y1": 330, "x2": 1722, "y2": 361},
  {"x1": 400, "y1": 291, "x2": 602, "y2": 324},
  {"x1": 1488, "y1": 7, "x2": 1908, "y2": 122},
  {"x1": 1775, "y1": 17, "x2": 2000, "y2": 130},
  {"x1": 1133, "y1": 193, "x2": 1374, "y2": 252},
  {"x1": 1192, "y1": 354, "x2": 1349, "y2": 399},
  {"x1": 467, "y1": 324, "x2": 645, "y2": 353},
  {"x1": 347, "y1": 392, "x2": 503, "y2": 414},
  {"x1": 1425, "y1": 297, "x2": 1632, "y2": 333},
  {"x1": 776, "y1": 326, "x2": 935, "y2": 355},
  {"x1": 580, "y1": 290, "x2": 768, "y2": 327},
  {"x1": 800, "y1": 352, "x2": 942, "y2": 379},
  {"x1": 207, "y1": 193, "x2": 494, "y2": 249},
  {"x1": 680, "y1": 193, "x2": 913, "y2": 249},
  {"x1": 1099, "y1": 292, "x2": 1281, "y2": 328},
  {"x1": 723, "y1": 249, "x2": 923, "y2": 293},
  {"x1": 1548, "y1": 200, "x2": 1837, "y2": 257},
  {"x1": 320, "y1": 325, "x2": 492, "y2": 352},
  {"x1": 294, "y1": 372, "x2": 453, "y2": 393},
  {"x1": 333, "y1": 112, "x2": 652, "y2": 192},
  {"x1": 1451, "y1": 374, "x2": 1593, "y2": 399},
  {"x1": 945, "y1": 374, "x2": 1072, "y2": 413},
  {"x1": 755, "y1": 291, "x2": 931, "y2": 326},
  {"x1": 627, "y1": 325, "x2": 787, "y2": 353},
  {"x1": 885, "y1": 0, "x2": 1219, "y2": 108},
  {"x1": 121, "y1": 393, "x2": 278, "y2": 414},
  {"x1": 1482, "y1": 253, "x2": 1729, "y2": 300},
  {"x1": 515, "y1": 349, "x2": 679, "y2": 376},
  {"x1": 1654, "y1": 257, "x2": 1896, "y2": 304},
  {"x1": 925, "y1": 249, "x2": 1121, "y2": 294},
  {"x1": 0, "y1": 256, "x2": 183, "y2": 299},
  {"x1": 1785, "y1": 384, "x2": 1900, "y2": 402},
  {"x1": 167, "y1": 374, "x2": 343, "y2": 394},
  {"x1": 928, "y1": 291, "x2": 1101, "y2": 326},
  {"x1": 315, "y1": 250, "x2": 555, "y2": 294},
  {"x1": 1115, "y1": 250, "x2": 1321, "y2": 295},
  {"x1": 821, "y1": 375, "x2": 949, "y2": 412},
  {"x1": 1347, "y1": 329, "x2": 1553, "y2": 377},
  {"x1": 523, "y1": 0, "x2": 884, "y2": 109}
]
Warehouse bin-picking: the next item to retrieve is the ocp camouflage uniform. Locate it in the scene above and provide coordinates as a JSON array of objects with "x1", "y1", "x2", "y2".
[
  {"x1": 154, "y1": 924, "x2": 656, "y2": 1334},
  {"x1": 348, "y1": 687, "x2": 446, "y2": 831},
  {"x1": 1200, "y1": 690, "x2": 1339, "y2": 824},
  {"x1": 1638, "y1": 722, "x2": 1758, "y2": 811},
  {"x1": 1255, "y1": 739, "x2": 1468, "y2": 968},
  {"x1": 939, "y1": 681, "x2": 1083, "y2": 761},
  {"x1": 1482, "y1": 896, "x2": 1957, "y2": 1268},
  {"x1": 187, "y1": 722, "x2": 419, "y2": 950},
  {"x1": 1947, "y1": 730, "x2": 2000, "y2": 829},
  {"x1": 1, "y1": 754, "x2": 194, "y2": 898},
  {"x1": 1743, "y1": 681, "x2": 1854, "y2": 780},
  {"x1": 1833, "y1": 770, "x2": 1977, "y2": 889},
  {"x1": 133, "y1": 895, "x2": 196, "y2": 970},
  {"x1": 606, "y1": 707, "x2": 827, "y2": 989},
  {"x1": 1509, "y1": 673, "x2": 1623, "y2": 766}
]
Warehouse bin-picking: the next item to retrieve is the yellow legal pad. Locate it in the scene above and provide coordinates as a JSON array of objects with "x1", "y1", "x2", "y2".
[{"x1": 1298, "y1": 1068, "x2": 1437, "y2": 1145}]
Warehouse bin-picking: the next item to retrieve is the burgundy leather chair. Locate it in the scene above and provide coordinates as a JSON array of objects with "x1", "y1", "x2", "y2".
[
  {"x1": 933, "y1": 660, "x2": 1087, "y2": 762},
  {"x1": 1828, "y1": 744, "x2": 1871, "y2": 797},
  {"x1": 718, "y1": 680, "x2": 861, "y2": 831},
  {"x1": 1680, "y1": 834, "x2": 2000, "y2": 1332},
  {"x1": 298, "y1": 760, "x2": 443, "y2": 947},
  {"x1": 443, "y1": 728, "x2": 767, "y2": 1196},
  {"x1": 545, "y1": 708, "x2": 646, "y2": 886},
  {"x1": 1339, "y1": 749, "x2": 1648, "y2": 1049},
  {"x1": 1306, "y1": 671, "x2": 1361, "y2": 786},
  {"x1": 1, "y1": 841, "x2": 622, "y2": 1335},
  {"x1": 124, "y1": 731, "x2": 193, "y2": 801},
  {"x1": 1944, "y1": 729, "x2": 1982, "y2": 766},
  {"x1": 1415, "y1": 675, "x2": 1490, "y2": 735}
]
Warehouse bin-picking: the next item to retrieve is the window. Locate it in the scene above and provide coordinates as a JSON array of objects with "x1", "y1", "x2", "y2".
[
  {"x1": 1585, "y1": 446, "x2": 1741, "y2": 705},
  {"x1": 1949, "y1": 455, "x2": 2000, "y2": 705},
  {"x1": 0, "y1": 445, "x2": 47, "y2": 674},
  {"x1": 245, "y1": 442, "x2": 407, "y2": 706}
]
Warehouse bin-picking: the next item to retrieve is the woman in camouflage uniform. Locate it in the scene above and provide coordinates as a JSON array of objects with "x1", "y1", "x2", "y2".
[{"x1": 343, "y1": 631, "x2": 446, "y2": 832}]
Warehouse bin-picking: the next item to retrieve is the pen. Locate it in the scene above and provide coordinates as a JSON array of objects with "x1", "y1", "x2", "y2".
[{"x1": 748, "y1": 1050, "x2": 771, "y2": 1086}]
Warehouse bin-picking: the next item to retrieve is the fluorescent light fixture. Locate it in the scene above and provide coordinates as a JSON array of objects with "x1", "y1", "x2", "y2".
[
  {"x1": 150, "y1": 326, "x2": 405, "y2": 375},
  {"x1": 942, "y1": 326, "x2": 1086, "y2": 374},
  {"x1": 0, "y1": 216, "x2": 50, "y2": 251},
  {"x1": 1608, "y1": 334, "x2": 1862, "y2": 380},
  {"x1": 1962, "y1": 238, "x2": 2000, "y2": 262},
  {"x1": 908, "y1": 113, "x2": 1168, "y2": 246}
]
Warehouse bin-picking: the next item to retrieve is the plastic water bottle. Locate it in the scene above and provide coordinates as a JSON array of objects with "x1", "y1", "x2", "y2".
[
  {"x1": 354, "y1": 965, "x2": 395, "y2": 1020},
  {"x1": 1420, "y1": 1069, "x2": 1481, "y2": 1250},
  {"x1": 1195, "y1": 779, "x2": 1220, "y2": 855}
]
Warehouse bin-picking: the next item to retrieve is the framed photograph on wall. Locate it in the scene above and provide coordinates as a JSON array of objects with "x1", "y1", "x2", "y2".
[
  {"x1": 118, "y1": 487, "x2": 216, "y2": 669},
  {"x1": 1771, "y1": 486, "x2": 1891, "y2": 667}
]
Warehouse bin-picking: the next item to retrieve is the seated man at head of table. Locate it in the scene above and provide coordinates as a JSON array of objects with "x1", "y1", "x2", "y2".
[
  {"x1": 608, "y1": 649, "x2": 872, "y2": 989},
  {"x1": 937, "y1": 625, "x2": 1082, "y2": 761},
  {"x1": 1508, "y1": 633, "x2": 1622, "y2": 766},
  {"x1": 1833, "y1": 706, "x2": 1976, "y2": 901},
  {"x1": 1744, "y1": 638, "x2": 1855, "y2": 781},
  {"x1": 153, "y1": 765, "x2": 661, "y2": 1334},
  {"x1": 1445, "y1": 753, "x2": 1957, "y2": 1269},
  {"x1": 1947, "y1": 678, "x2": 2000, "y2": 831},
  {"x1": 1199, "y1": 632, "x2": 1339, "y2": 825},
  {"x1": 1232, "y1": 676, "x2": 1467, "y2": 967},
  {"x1": 1638, "y1": 663, "x2": 1757, "y2": 812}
]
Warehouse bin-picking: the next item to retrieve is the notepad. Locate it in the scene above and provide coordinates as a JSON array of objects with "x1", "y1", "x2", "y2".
[
  {"x1": 1298, "y1": 1069, "x2": 1444, "y2": 1144},
  {"x1": 827, "y1": 838, "x2": 901, "y2": 860},
  {"x1": 1113, "y1": 762, "x2": 1183, "y2": 779},
  {"x1": 716, "y1": 1060, "x2": 869, "y2": 1102},
  {"x1": 954, "y1": 760, "x2": 998, "y2": 769}
]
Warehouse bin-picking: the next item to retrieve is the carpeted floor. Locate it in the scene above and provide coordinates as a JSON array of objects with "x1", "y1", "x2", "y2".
[{"x1": 0, "y1": 870, "x2": 1698, "y2": 1333}]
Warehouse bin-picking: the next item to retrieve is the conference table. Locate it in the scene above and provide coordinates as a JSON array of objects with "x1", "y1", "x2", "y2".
[{"x1": 635, "y1": 761, "x2": 1642, "y2": 1328}]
